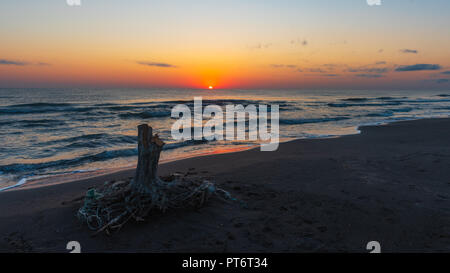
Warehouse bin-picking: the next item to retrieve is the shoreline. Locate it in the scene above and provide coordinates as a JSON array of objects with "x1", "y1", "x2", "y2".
[
  {"x1": 2, "y1": 115, "x2": 446, "y2": 193},
  {"x1": 0, "y1": 117, "x2": 449, "y2": 252},
  {"x1": 0, "y1": 144, "x2": 260, "y2": 192}
]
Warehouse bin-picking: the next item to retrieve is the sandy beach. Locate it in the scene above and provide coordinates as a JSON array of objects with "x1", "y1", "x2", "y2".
[{"x1": 0, "y1": 118, "x2": 449, "y2": 253}]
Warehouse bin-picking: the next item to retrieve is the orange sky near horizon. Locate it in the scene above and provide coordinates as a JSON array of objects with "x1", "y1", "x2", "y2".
[{"x1": 0, "y1": 0, "x2": 449, "y2": 90}]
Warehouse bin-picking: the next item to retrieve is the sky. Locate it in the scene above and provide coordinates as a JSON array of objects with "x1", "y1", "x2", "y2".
[{"x1": 0, "y1": 0, "x2": 450, "y2": 90}]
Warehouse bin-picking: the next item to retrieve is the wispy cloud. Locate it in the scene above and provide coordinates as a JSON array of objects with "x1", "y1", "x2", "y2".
[
  {"x1": 137, "y1": 61, "x2": 177, "y2": 68},
  {"x1": 395, "y1": 64, "x2": 441, "y2": 72},
  {"x1": 272, "y1": 64, "x2": 337, "y2": 74},
  {"x1": 290, "y1": 38, "x2": 308, "y2": 46},
  {"x1": 347, "y1": 67, "x2": 389, "y2": 74},
  {"x1": 435, "y1": 79, "x2": 449, "y2": 84},
  {"x1": 423, "y1": 78, "x2": 450, "y2": 84},
  {"x1": 0, "y1": 59, "x2": 29, "y2": 66},
  {"x1": 329, "y1": 40, "x2": 348, "y2": 46},
  {"x1": 0, "y1": 59, "x2": 51, "y2": 66},
  {"x1": 307, "y1": 68, "x2": 326, "y2": 73},
  {"x1": 248, "y1": 43, "x2": 272, "y2": 50},
  {"x1": 355, "y1": 74, "x2": 384, "y2": 78},
  {"x1": 270, "y1": 64, "x2": 298, "y2": 69},
  {"x1": 346, "y1": 63, "x2": 390, "y2": 74},
  {"x1": 400, "y1": 49, "x2": 418, "y2": 54},
  {"x1": 297, "y1": 64, "x2": 343, "y2": 75},
  {"x1": 322, "y1": 63, "x2": 339, "y2": 69}
]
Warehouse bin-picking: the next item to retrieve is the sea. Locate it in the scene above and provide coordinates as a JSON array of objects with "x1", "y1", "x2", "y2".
[{"x1": 1, "y1": 88, "x2": 449, "y2": 191}]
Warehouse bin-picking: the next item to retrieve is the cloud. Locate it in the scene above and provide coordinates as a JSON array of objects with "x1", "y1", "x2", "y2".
[
  {"x1": 0, "y1": 59, "x2": 29, "y2": 66},
  {"x1": 290, "y1": 38, "x2": 308, "y2": 46},
  {"x1": 299, "y1": 64, "x2": 344, "y2": 74},
  {"x1": 0, "y1": 59, "x2": 52, "y2": 66},
  {"x1": 375, "y1": 61, "x2": 387, "y2": 65},
  {"x1": 270, "y1": 64, "x2": 298, "y2": 69},
  {"x1": 395, "y1": 64, "x2": 442, "y2": 72},
  {"x1": 347, "y1": 67, "x2": 389, "y2": 74},
  {"x1": 322, "y1": 63, "x2": 339, "y2": 69},
  {"x1": 270, "y1": 64, "x2": 284, "y2": 68},
  {"x1": 248, "y1": 43, "x2": 272, "y2": 50},
  {"x1": 435, "y1": 79, "x2": 449, "y2": 84},
  {"x1": 355, "y1": 74, "x2": 384, "y2": 78},
  {"x1": 441, "y1": 71, "x2": 450, "y2": 75},
  {"x1": 329, "y1": 40, "x2": 347, "y2": 46},
  {"x1": 137, "y1": 61, "x2": 177, "y2": 68},
  {"x1": 400, "y1": 49, "x2": 418, "y2": 54},
  {"x1": 307, "y1": 68, "x2": 326, "y2": 73}
]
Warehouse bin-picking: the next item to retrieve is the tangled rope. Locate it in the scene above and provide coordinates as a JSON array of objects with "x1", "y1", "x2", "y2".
[{"x1": 77, "y1": 175, "x2": 236, "y2": 234}]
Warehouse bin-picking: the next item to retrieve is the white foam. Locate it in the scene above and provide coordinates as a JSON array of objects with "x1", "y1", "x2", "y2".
[{"x1": 0, "y1": 177, "x2": 27, "y2": 192}]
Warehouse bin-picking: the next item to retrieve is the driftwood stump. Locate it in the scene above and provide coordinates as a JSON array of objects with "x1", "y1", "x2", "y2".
[
  {"x1": 77, "y1": 124, "x2": 236, "y2": 234},
  {"x1": 132, "y1": 124, "x2": 165, "y2": 193}
]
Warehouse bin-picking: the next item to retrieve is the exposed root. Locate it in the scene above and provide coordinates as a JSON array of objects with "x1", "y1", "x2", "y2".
[
  {"x1": 77, "y1": 124, "x2": 238, "y2": 235},
  {"x1": 77, "y1": 174, "x2": 235, "y2": 235}
]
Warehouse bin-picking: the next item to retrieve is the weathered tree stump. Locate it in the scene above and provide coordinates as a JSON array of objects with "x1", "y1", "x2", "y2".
[
  {"x1": 77, "y1": 124, "x2": 236, "y2": 234},
  {"x1": 132, "y1": 124, "x2": 165, "y2": 193}
]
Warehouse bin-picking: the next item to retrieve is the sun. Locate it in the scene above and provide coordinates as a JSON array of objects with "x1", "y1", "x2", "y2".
[{"x1": 208, "y1": 86, "x2": 213, "y2": 90}]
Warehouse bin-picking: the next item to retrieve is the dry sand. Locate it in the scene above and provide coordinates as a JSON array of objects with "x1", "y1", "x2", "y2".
[{"x1": 0, "y1": 118, "x2": 449, "y2": 252}]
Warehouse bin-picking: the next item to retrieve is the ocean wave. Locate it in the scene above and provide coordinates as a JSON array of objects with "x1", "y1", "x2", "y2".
[
  {"x1": 160, "y1": 99, "x2": 263, "y2": 105},
  {"x1": 365, "y1": 112, "x2": 394, "y2": 117},
  {"x1": 105, "y1": 105, "x2": 140, "y2": 111},
  {"x1": 46, "y1": 133, "x2": 135, "y2": 144},
  {"x1": 0, "y1": 177, "x2": 27, "y2": 192},
  {"x1": 119, "y1": 110, "x2": 172, "y2": 119},
  {"x1": 0, "y1": 102, "x2": 94, "y2": 115},
  {"x1": 341, "y1": 98, "x2": 369, "y2": 102},
  {"x1": 0, "y1": 120, "x2": 16, "y2": 127},
  {"x1": 34, "y1": 133, "x2": 137, "y2": 151},
  {"x1": 397, "y1": 98, "x2": 450, "y2": 103},
  {"x1": 6, "y1": 102, "x2": 74, "y2": 108},
  {"x1": 1, "y1": 99, "x2": 294, "y2": 119},
  {"x1": 0, "y1": 148, "x2": 138, "y2": 174},
  {"x1": 340, "y1": 97, "x2": 407, "y2": 103},
  {"x1": 142, "y1": 99, "x2": 286, "y2": 109},
  {"x1": 392, "y1": 107, "x2": 413, "y2": 112},
  {"x1": 164, "y1": 138, "x2": 211, "y2": 150},
  {"x1": 0, "y1": 137, "x2": 215, "y2": 174},
  {"x1": 375, "y1": 96, "x2": 407, "y2": 100},
  {"x1": 0, "y1": 119, "x2": 67, "y2": 128},
  {"x1": 280, "y1": 116, "x2": 350, "y2": 125},
  {"x1": 361, "y1": 107, "x2": 413, "y2": 118},
  {"x1": 327, "y1": 102, "x2": 402, "y2": 108}
]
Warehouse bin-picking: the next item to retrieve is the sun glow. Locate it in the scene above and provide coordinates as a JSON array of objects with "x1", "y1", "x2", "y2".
[{"x1": 208, "y1": 86, "x2": 213, "y2": 89}]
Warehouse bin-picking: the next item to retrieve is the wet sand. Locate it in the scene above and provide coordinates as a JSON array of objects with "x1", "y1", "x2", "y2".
[{"x1": 0, "y1": 118, "x2": 449, "y2": 252}]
